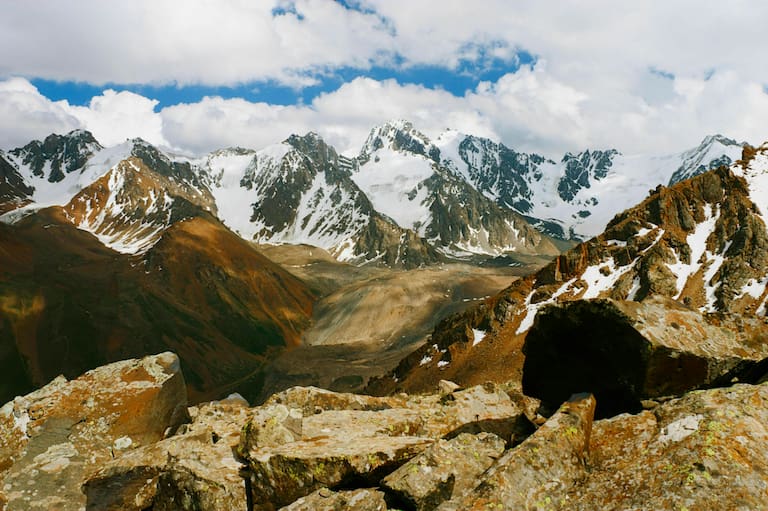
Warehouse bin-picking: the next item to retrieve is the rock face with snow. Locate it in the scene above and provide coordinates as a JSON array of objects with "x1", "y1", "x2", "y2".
[
  {"x1": 354, "y1": 121, "x2": 558, "y2": 258},
  {"x1": 369, "y1": 144, "x2": 768, "y2": 396},
  {"x1": 438, "y1": 129, "x2": 745, "y2": 240},
  {"x1": 203, "y1": 132, "x2": 442, "y2": 267}
]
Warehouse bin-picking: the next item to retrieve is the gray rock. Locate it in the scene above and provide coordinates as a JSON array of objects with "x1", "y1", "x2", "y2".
[{"x1": 382, "y1": 432, "x2": 506, "y2": 510}]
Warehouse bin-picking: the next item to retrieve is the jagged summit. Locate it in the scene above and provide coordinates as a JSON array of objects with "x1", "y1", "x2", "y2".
[
  {"x1": 669, "y1": 133, "x2": 746, "y2": 185},
  {"x1": 0, "y1": 122, "x2": 748, "y2": 264}
]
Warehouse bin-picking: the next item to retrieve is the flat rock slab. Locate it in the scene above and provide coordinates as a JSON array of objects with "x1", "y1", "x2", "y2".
[
  {"x1": 278, "y1": 487, "x2": 388, "y2": 511},
  {"x1": 383, "y1": 432, "x2": 506, "y2": 510},
  {"x1": 0, "y1": 352, "x2": 187, "y2": 511}
]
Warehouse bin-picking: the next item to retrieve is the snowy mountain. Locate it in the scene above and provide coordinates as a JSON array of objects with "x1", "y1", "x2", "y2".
[
  {"x1": 0, "y1": 124, "x2": 746, "y2": 266},
  {"x1": 436, "y1": 130, "x2": 746, "y2": 240},
  {"x1": 368, "y1": 142, "x2": 768, "y2": 395},
  {"x1": 353, "y1": 121, "x2": 558, "y2": 257},
  {"x1": 199, "y1": 132, "x2": 441, "y2": 267}
]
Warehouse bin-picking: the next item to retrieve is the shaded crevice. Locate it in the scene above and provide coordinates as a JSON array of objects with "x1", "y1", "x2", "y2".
[{"x1": 522, "y1": 302, "x2": 648, "y2": 419}]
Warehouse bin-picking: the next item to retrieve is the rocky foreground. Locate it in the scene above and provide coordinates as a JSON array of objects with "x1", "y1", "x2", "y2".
[{"x1": 1, "y1": 350, "x2": 768, "y2": 510}]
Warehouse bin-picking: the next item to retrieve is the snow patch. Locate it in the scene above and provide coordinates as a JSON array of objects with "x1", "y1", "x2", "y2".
[
  {"x1": 658, "y1": 414, "x2": 704, "y2": 444},
  {"x1": 471, "y1": 329, "x2": 487, "y2": 346}
]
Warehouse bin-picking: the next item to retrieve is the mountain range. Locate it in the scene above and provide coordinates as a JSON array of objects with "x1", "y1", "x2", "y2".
[
  {"x1": 368, "y1": 140, "x2": 768, "y2": 401},
  {"x1": 0, "y1": 121, "x2": 753, "y2": 405}
]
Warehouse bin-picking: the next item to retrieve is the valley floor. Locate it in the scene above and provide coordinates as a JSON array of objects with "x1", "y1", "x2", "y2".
[{"x1": 256, "y1": 244, "x2": 550, "y2": 399}]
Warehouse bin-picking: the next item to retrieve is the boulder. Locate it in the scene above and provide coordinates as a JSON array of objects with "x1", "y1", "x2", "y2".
[
  {"x1": 278, "y1": 487, "x2": 388, "y2": 511},
  {"x1": 567, "y1": 382, "x2": 768, "y2": 510},
  {"x1": 382, "y1": 432, "x2": 506, "y2": 510},
  {"x1": 523, "y1": 297, "x2": 768, "y2": 417},
  {"x1": 0, "y1": 352, "x2": 187, "y2": 511},
  {"x1": 239, "y1": 382, "x2": 531, "y2": 509},
  {"x1": 437, "y1": 393, "x2": 595, "y2": 510},
  {"x1": 83, "y1": 399, "x2": 252, "y2": 511}
]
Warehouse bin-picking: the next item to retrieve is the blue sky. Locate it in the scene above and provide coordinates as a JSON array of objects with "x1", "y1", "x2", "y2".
[
  {"x1": 0, "y1": 1, "x2": 766, "y2": 155},
  {"x1": 31, "y1": 51, "x2": 534, "y2": 109}
]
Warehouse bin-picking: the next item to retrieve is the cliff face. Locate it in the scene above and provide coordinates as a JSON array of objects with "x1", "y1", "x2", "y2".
[
  {"x1": 368, "y1": 145, "x2": 768, "y2": 396},
  {"x1": 2, "y1": 352, "x2": 768, "y2": 510}
]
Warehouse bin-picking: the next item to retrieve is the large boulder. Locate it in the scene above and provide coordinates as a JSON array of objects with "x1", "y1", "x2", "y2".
[
  {"x1": 382, "y1": 432, "x2": 506, "y2": 510},
  {"x1": 437, "y1": 393, "x2": 596, "y2": 510},
  {"x1": 523, "y1": 297, "x2": 768, "y2": 417},
  {"x1": 239, "y1": 382, "x2": 532, "y2": 510},
  {"x1": 83, "y1": 396, "x2": 252, "y2": 511},
  {"x1": 0, "y1": 352, "x2": 187, "y2": 511},
  {"x1": 567, "y1": 382, "x2": 768, "y2": 509}
]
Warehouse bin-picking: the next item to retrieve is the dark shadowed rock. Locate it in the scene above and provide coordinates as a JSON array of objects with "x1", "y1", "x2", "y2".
[
  {"x1": 522, "y1": 297, "x2": 768, "y2": 417},
  {"x1": 382, "y1": 432, "x2": 506, "y2": 510}
]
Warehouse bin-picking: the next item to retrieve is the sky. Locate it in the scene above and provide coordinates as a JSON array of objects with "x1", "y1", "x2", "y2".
[{"x1": 1, "y1": 0, "x2": 767, "y2": 157}]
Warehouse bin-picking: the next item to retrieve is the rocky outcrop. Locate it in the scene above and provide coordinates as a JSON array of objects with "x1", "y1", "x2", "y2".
[
  {"x1": 437, "y1": 394, "x2": 595, "y2": 510},
  {"x1": 0, "y1": 352, "x2": 187, "y2": 511},
  {"x1": 522, "y1": 297, "x2": 768, "y2": 417},
  {"x1": 4, "y1": 354, "x2": 768, "y2": 510},
  {"x1": 568, "y1": 382, "x2": 768, "y2": 510},
  {"x1": 238, "y1": 382, "x2": 533, "y2": 509},
  {"x1": 382, "y1": 432, "x2": 506, "y2": 510},
  {"x1": 371, "y1": 153, "x2": 768, "y2": 396},
  {"x1": 83, "y1": 395, "x2": 252, "y2": 510}
]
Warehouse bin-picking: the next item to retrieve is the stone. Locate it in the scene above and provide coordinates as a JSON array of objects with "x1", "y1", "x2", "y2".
[
  {"x1": 278, "y1": 487, "x2": 388, "y2": 511},
  {"x1": 522, "y1": 297, "x2": 768, "y2": 417},
  {"x1": 566, "y1": 383, "x2": 768, "y2": 510},
  {"x1": 382, "y1": 432, "x2": 506, "y2": 510},
  {"x1": 438, "y1": 393, "x2": 595, "y2": 510},
  {"x1": 438, "y1": 380, "x2": 461, "y2": 395},
  {"x1": 0, "y1": 352, "x2": 188, "y2": 511},
  {"x1": 239, "y1": 382, "x2": 530, "y2": 509},
  {"x1": 83, "y1": 399, "x2": 251, "y2": 511}
]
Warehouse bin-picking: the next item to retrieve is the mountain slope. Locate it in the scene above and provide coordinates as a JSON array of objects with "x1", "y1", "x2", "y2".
[
  {"x1": 201, "y1": 133, "x2": 442, "y2": 267},
  {"x1": 354, "y1": 121, "x2": 559, "y2": 257},
  {"x1": 368, "y1": 143, "x2": 768, "y2": 395},
  {"x1": 0, "y1": 207, "x2": 315, "y2": 405}
]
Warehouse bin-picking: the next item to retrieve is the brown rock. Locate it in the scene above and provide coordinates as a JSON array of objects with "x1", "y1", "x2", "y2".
[
  {"x1": 382, "y1": 432, "x2": 506, "y2": 510},
  {"x1": 83, "y1": 399, "x2": 251, "y2": 511},
  {"x1": 278, "y1": 487, "x2": 388, "y2": 511},
  {"x1": 568, "y1": 383, "x2": 768, "y2": 510},
  {"x1": 438, "y1": 393, "x2": 596, "y2": 510},
  {"x1": 0, "y1": 352, "x2": 187, "y2": 511},
  {"x1": 523, "y1": 297, "x2": 768, "y2": 417}
]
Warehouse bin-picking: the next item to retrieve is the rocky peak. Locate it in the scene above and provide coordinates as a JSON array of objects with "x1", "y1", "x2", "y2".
[
  {"x1": 360, "y1": 120, "x2": 441, "y2": 163},
  {"x1": 9, "y1": 129, "x2": 102, "y2": 183},
  {"x1": 669, "y1": 133, "x2": 746, "y2": 185},
  {"x1": 557, "y1": 148, "x2": 619, "y2": 202}
]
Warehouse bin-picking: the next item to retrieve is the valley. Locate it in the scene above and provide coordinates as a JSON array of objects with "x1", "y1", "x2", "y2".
[{"x1": 256, "y1": 244, "x2": 550, "y2": 399}]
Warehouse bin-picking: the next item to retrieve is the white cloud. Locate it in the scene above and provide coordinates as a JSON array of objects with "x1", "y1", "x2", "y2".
[
  {"x1": 0, "y1": 78, "x2": 81, "y2": 148},
  {"x1": 66, "y1": 90, "x2": 169, "y2": 147}
]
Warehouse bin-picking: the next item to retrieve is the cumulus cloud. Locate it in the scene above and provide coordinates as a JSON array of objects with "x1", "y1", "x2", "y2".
[
  {"x1": 0, "y1": 78, "x2": 81, "y2": 148},
  {"x1": 66, "y1": 90, "x2": 169, "y2": 147},
  {"x1": 2, "y1": 1, "x2": 767, "y2": 156}
]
